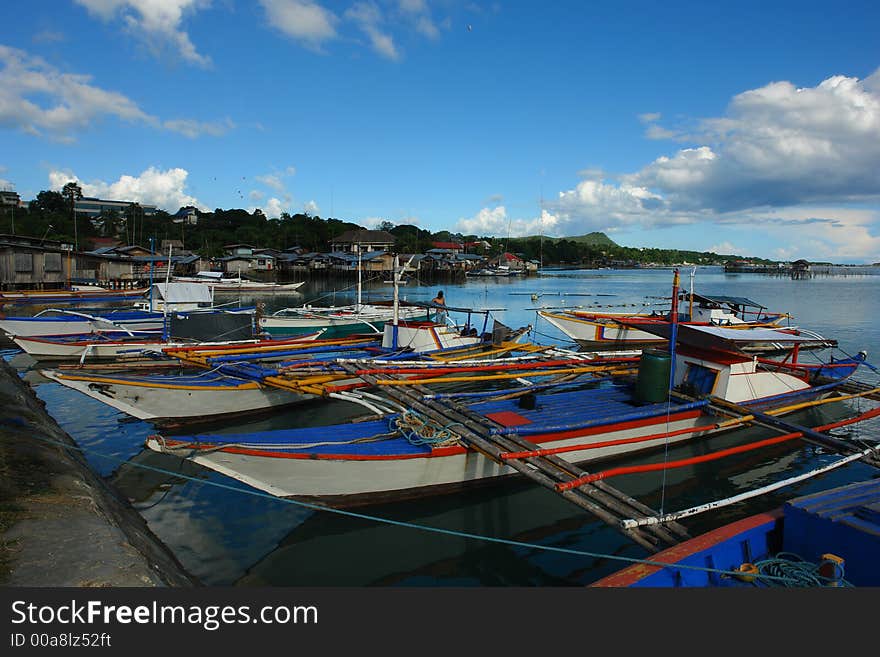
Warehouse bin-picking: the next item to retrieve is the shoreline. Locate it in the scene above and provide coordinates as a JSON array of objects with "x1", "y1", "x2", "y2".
[{"x1": 0, "y1": 356, "x2": 196, "y2": 587}]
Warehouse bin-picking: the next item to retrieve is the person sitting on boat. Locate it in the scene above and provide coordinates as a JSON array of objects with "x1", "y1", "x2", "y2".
[{"x1": 432, "y1": 290, "x2": 447, "y2": 324}]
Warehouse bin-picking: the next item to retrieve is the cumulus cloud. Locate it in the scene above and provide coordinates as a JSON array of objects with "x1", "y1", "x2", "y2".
[
  {"x1": 0, "y1": 45, "x2": 154, "y2": 140},
  {"x1": 75, "y1": 0, "x2": 212, "y2": 66},
  {"x1": 260, "y1": 0, "x2": 339, "y2": 50},
  {"x1": 0, "y1": 45, "x2": 234, "y2": 141},
  {"x1": 345, "y1": 2, "x2": 400, "y2": 60},
  {"x1": 255, "y1": 166, "x2": 296, "y2": 193},
  {"x1": 303, "y1": 199, "x2": 319, "y2": 215},
  {"x1": 49, "y1": 166, "x2": 205, "y2": 211},
  {"x1": 544, "y1": 69, "x2": 880, "y2": 261},
  {"x1": 707, "y1": 241, "x2": 742, "y2": 255},
  {"x1": 260, "y1": 0, "x2": 448, "y2": 58},
  {"x1": 264, "y1": 197, "x2": 286, "y2": 218},
  {"x1": 455, "y1": 206, "x2": 560, "y2": 238},
  {"x1": 397, "y1": 0, "x2": 440, "y2": 40}
]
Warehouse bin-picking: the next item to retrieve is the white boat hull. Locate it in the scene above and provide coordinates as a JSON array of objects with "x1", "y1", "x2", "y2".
[
  {"x1": 0, "y1": 316, "x2": 164, "y2": 338},
  {"x1": 43, "y1": 371, "x2": 310, "y2": 425},
  {"x1": 146, "y1": 411, "x2": 715, "y2": 501},
  {"x1": 12, "y1": 332, "x2": 323, "y2": 360}
]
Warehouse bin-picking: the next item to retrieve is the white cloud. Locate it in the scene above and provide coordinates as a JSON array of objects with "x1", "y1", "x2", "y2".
[
  {"x1": 0, "y1": 45, "x2": 232, "y2": 141},
  {"x1": 707, "y1": 241, "x2": 741, "y2": 255},
  {"x1": 260, "y1": 0, "x2": 339, "y2": 50},
  {"x1": 543, "y1": 69, "x2": 880, "y2": 261},
  {"x1": 397, "y1": 0, "x2": 439, "y2": 39},
  {"x1": 455, "y1": 206, "x2": 560, "y2": 238},
  {"x1": 249, "y1": 190, "x2": 264, "y2": 202},
  {"x1": 0, "y1": 45, "x2": 154, "y2": 140},
  {"x1": 49, "y1": 166, "x2": 205, "y2": 211},
  {"x1": 255, "y1": 166, "x2": 296, "y2": 193},
  {"x1": 264, "y1": 197, "x2": 285, "y2": 218},
  {"x1": 346, "y1": 2, "x2": 400, "y2": 60},
  {"x1": 75, "y1": 0, "x2": 212, "y2": 66},
  {"x1": 303, "y1": 200, "x2": 319, "y2": 215},
  {"x1": 163, "y1": 117, "x2": 235, "y2": 138}
]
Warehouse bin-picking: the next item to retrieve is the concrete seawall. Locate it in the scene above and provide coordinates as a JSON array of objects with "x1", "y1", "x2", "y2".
[{"x1": 0, "y1": 357, "x2": 196, "y2": 587}]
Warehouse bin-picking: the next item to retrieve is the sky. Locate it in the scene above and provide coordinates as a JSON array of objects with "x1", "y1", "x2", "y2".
[{"x1": 2, "y1": 1, "x2": 879, "y2": 263}]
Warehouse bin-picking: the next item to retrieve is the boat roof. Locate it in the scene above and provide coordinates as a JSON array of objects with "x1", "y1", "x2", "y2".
[
  {"x1": 686, "y1": 293, "x2": 765, "y2": 309},
  {"x1": 625, "y1": 322, "x2": 828, "y2": 353},
  {"x1": 152, "y1": 282, "x2": 213, "y2": 303}
]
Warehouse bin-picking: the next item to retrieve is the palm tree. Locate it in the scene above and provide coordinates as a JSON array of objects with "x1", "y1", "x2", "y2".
[
  {"x1": 124, "y1": 202, "x2": 142, "y2": 244},
  {"x1": 61, "y1": 181, "x2": 83, "y2": 251}
]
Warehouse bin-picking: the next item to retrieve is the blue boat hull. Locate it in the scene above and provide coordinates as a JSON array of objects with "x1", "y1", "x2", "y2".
[{"x1": 592, "y1": 478, "x2": 880, "y2": 587}]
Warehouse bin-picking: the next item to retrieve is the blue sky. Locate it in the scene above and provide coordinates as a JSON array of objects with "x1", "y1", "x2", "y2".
[{"x1": 2, "y1": 1, "x2": 879, "y2": 263}]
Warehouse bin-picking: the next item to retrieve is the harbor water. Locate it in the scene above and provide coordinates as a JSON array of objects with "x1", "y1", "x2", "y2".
[{"x1": 4, "y1": 266, "x2": 880, "y2": 586}]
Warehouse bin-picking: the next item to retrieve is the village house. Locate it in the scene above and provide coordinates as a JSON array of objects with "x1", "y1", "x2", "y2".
[
  {"x1": 0, "y1": 234, "x2": 75, "y2": 290},
  {"x1": 330, "y1": 230, "x2": 395, "y2": 253}
]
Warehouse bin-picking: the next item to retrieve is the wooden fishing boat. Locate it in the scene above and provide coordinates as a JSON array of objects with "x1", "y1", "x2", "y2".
[
  {"x1": 40, "y1": 316, "x2": 535, "y2": 423},
  {"x1": 259, "y1": 303, "x2": 429, "y2": 339},
  {"x1": 173, "y1": 272, "x2": 306, "y2": 293},
  {"x1": 0, "y1": 308, "x2": 166, "y2": 337},
  {"x1": 0, "y1": 286, "x2": 150, "y2": 304},
  {"x1": 41, "y1": 369, "x2": 312, "y2": 426},
  {"x1": 539, "y1": 292, "x2": 798, "y2": 351},
  {"x1": 145, "y1": 322, "x2": 875, "y2": 505},
  {"x1": 591, "y1": 478, "x2": 880, "y2": 587},
  {"x1": 12, "y1": 329, "x2": 325, "y2": 361}
]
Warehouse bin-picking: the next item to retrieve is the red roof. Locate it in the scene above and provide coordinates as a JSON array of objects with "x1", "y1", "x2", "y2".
[{"x1": 431, "y1": 241, "x2": 464, "y2": 250}]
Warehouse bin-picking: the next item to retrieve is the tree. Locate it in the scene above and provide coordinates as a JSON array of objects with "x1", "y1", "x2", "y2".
[
  {"x1": 101, "y1": 209, "x2": 122, "y2": 237},
  {"x1": 61, "y1": 182, "x2": 83, "y2": 250},
  {"x1": 124, "y1": 202, "x2": 142, "y2": 244}
]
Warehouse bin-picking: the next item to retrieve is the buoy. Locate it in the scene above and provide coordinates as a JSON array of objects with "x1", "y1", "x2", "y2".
[{"x1": 735, "y1": 563, "x2": 759, "y2": 583}]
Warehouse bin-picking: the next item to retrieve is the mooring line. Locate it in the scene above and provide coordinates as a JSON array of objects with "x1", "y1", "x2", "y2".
[{"x1": 17, "y1": 431, "x2": 813, "y2": 585}]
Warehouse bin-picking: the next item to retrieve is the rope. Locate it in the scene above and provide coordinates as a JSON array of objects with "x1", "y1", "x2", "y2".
[
  {"x1": 16, "y1": 431, "x2": 859, "y2": 587},
  {"x1": 389, "y1": 409, "x2": 464, "y2": 447},
  {"x1": 746, "y1": 552, "x2": 853, "y2": 587}
]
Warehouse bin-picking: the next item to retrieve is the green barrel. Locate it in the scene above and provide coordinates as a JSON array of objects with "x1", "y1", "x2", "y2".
[{"x1": 634, "y1": 348, "x2": 671, "y2": 403}]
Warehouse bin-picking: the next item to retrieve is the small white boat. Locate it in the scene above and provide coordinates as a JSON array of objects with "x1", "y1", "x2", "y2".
[
  {"x1": 0, "y1": 308, "x2": 165, "y2": 338},
  {"x1": 0, "y1": 286, "x2": 150, "y2": 303},
  {"x1": 539, "y1": 292, "x2": 794, "y2": 351},
  {"x1": 173, "y1": 272, "x2": 305, "y2": 293},
  {"x1": 11, "y1": 330, "x2": 324, "y2": 361},
  {"x1": 41, "y1": 369, "x2": 310, "y2": 426},
  {"x1": 259, "y1": 303, "x2": 429, "y2": 339}
]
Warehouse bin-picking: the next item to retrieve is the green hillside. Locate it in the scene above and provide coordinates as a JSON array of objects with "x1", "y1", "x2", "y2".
[{"x1": 540, "y1": 232, "x2": 618, "y2": 247}]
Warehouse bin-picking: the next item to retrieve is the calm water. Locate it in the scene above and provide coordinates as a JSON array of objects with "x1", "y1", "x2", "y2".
[{"x1": 6, "y1": 266, "x2": 880, "y2": 586}]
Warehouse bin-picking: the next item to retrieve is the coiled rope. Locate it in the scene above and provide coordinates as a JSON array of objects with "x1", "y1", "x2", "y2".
[
  {"x1": 389, "y1": 409, "x2": 464, "y2": 447},
  {"x1": 747, "y1": 552, "x2": 853, "y2": 587}
]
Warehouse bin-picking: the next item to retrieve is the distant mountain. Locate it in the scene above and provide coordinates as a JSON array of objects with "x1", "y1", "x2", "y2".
[{"x1": 538, "y1": 232, "x2": 618, "y2": 247}]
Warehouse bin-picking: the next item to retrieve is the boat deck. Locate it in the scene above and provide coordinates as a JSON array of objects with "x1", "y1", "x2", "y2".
[{"x1": 172, "y1": 383, "x2": 670, "y2": 456}]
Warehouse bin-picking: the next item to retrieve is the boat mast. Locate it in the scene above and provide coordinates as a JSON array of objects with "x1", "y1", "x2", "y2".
[
  {"x1": 356, "y1": 245, "x2": 362, "y2": 312},
  {"x1": 163, "y1": 242, "x2": 172, "y2": 338},
  {"x1": 668, "y1": 268, "x2": 680, "y2": 391},
  {"x1": 391, "y1": 253, "x2": 399, "y2": 349},
  {"x1": 689, "y1": 266, "x2": 695, "y2": 321},
  {"x1": 149, "y1": 236, "x2": 154, "y2": 311}
]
